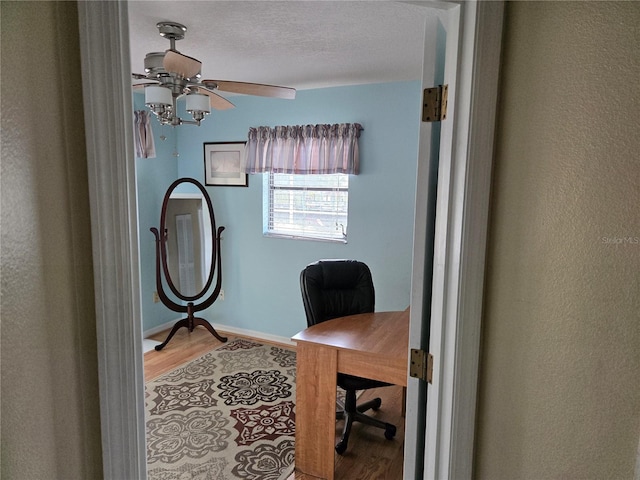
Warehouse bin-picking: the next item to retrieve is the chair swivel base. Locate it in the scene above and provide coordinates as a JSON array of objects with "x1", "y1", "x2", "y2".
[{"x1": 335, "y1": 395, "x2": 397, "y2": 455}]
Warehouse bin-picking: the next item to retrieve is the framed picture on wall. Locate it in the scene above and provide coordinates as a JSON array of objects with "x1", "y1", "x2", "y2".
[{"x1": 203, "y1": 142, "x2": 248, "y2": 187}]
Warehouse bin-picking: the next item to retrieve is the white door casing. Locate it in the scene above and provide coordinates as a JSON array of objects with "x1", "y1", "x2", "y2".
[
  {"x1": 77, "y1": 1, "x2": 503, "y2": 478},
  {"x1": 77, "y1": 2, "x2": 147, "y2": 478}
]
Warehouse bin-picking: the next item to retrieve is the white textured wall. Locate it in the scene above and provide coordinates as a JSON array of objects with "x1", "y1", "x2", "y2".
[
  {"x1": 476, "y1": 2, "x2": 640, "y2": 478},
  {"x1": 0, "y1": 2, "x2": 103, "y2": 478}
]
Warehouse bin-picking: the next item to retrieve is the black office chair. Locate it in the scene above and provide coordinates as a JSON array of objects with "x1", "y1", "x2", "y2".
[{"x1": 300, "y1": 259, "x2": 397, "y2": 454}]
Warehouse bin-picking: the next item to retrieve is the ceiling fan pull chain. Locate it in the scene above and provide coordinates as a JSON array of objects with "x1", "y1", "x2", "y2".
[{"x1": 172, "y1": 133, "x2": 179, "y2": 158}]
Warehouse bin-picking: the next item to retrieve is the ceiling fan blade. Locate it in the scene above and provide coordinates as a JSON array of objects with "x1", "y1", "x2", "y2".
[
  {"x1": 132, "y1": 78, "x2": 161, "y2": 91},
  {"x1": 193, "y1": 87, "x2": 235, "y2": 111},
  {"x1": 202, "y1": 80, "x2": 296, "y2": 99},
  {"x1": 132, "y1": 79, "x2": 159, "y2": 86},
  {"x1": 163, "y1": 50, "x2": 201, "y2": 78}
]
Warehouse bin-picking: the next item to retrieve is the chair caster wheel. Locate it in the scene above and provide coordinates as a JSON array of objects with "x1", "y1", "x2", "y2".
[
  {"x1": 384, "y1": 424, "x2": 397, "y2": 440},
  {"x1": 335, "y1": 440, "x2": 348, "y2": 455},
  {"x1": 371, "y1": 397, "x2": 382, "y2": 410}
]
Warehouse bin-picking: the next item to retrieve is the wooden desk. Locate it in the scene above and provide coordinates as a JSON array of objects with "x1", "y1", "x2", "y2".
[{"x1": 292, "y1": 310, "x2": 409, "y2": 479}]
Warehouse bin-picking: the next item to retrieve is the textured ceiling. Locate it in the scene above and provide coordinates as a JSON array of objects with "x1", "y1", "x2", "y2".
[{"x1": 128, "y1": 1, "x2": 434, "y2": 91}]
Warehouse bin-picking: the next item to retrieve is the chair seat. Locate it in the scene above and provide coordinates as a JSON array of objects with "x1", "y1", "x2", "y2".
[{"x1": 338, "y1": 373, "x2": 392, "y2": 391}]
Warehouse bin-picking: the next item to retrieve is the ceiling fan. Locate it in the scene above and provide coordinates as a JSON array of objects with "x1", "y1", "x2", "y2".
[{"x1": 132, "y1": 21, "x2": 296, "y2": 126}]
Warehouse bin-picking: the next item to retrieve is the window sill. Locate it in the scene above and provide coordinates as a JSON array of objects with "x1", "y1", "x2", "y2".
[{"x1": 263, "y1": 232, "x2": 347, "y2": 244}]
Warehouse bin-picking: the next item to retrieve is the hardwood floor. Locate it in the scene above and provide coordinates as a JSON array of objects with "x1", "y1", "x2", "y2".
[
  {"x1": 144, "y1": 326, "x2": 405, "y2": 479},
  {"x1": 327, "y1": 385, "x2": 405, "y2": 480}
]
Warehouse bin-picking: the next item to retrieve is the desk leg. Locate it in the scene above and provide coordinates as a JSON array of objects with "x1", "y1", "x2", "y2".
[{"x1": 295, "y1": 343, "x2": 337, "y2": 480}]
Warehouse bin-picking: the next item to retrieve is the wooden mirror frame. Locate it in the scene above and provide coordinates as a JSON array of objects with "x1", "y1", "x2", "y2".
[
  {"x1": 150, "y1": 177, "x2": 227, "y2": 350},
  {"x1": 159, "y1": 178, "x2": 215, "y2": 301}
]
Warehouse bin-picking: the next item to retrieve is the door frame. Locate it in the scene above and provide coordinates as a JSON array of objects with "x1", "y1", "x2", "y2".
[
  {"x1": 415, "y1": 2, "x2": 504, "y2": 479},
  {"x1": 402, "y1": 2, "x2": 503, "y2": 478},
  {"x1": 77, "y1": 1, "x2": 503, "y2": 478}
]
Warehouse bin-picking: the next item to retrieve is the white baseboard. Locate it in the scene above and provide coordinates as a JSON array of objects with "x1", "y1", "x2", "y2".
[
  {"x1": 142, "y1": 338, "x2": 161, "y2": 353},
  {"x1": 143, "y1": 320, "x2": 296, "y2": 348},
  {"x1": 143, "y1": 320, "x2": 180, "y2": 338}
]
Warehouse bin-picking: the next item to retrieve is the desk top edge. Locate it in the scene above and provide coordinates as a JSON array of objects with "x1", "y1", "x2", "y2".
[{"x1": 291, "y1": 310, "x2": 409, "y2": 350}]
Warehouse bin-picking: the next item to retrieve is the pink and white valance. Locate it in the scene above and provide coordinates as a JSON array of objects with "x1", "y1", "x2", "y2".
[{"x1": 243, "y1": 123, "x2": 363, "y2": 174}]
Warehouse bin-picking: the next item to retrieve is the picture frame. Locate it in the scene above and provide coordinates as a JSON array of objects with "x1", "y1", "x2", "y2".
[{"x1": 203, "y1": 142, "x2": 248, "y2": 187}]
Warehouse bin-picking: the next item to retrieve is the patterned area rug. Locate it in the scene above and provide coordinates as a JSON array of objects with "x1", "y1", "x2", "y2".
[{"x1": 145, "y1": 338, "x2": 297, "y2": 480}]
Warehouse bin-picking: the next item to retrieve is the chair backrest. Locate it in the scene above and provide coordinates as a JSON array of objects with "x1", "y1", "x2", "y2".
[{"x1": 300, "y1": 259, "x2": 375, "y2": 327}]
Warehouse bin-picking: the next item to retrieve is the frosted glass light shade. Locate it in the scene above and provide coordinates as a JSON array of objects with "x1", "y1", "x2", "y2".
[
  {"x1": 145, "y1": 86, "x2": 172, "y2": 106},
  {"x1": 186, "y1": 94, "x2": 210, "y2": 113}
]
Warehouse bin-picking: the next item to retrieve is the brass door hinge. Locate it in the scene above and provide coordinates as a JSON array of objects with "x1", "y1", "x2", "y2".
[
  {"x1": 422, "y1": 85, "x2": 448, "y2": 122},
  {"x1": 410, "y1": 349, "x2": 434, "y2": 383}
]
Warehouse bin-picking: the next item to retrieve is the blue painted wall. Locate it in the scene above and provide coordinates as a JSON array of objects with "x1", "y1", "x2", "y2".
[{"x1": 136, "y1": 81, "x2": 421, "y2": 338}]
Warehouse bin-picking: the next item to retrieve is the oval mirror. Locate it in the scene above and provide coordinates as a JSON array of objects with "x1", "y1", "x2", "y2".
[{"x1": 159, "y1": 178, "x2": 216, "y2": 301}]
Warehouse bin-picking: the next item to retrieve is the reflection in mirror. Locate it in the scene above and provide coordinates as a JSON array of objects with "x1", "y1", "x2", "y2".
[
  {"x1": 151, "y1": 177, "x2": 227, "y2": 350},
  {"x1": 165, "y1": 195, "x2": 212, "y2": 297}
]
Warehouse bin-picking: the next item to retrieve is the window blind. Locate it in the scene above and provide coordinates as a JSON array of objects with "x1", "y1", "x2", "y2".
[{"x1": 267, "y1": 173, "x2": 349, "y2": 242}]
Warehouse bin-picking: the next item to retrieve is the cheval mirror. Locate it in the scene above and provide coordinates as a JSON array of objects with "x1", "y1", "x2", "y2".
[{"x1": 150, "y1": 177, "x2": 227, "y2": 350}]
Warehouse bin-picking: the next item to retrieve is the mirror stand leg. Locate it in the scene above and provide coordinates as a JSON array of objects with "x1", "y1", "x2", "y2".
[
  {"x1": 193, "y1": 317, "x2": 228, "y2": 343},
  {"x1": 154, "y1": 318, "x2": 189, "y2": 351}
]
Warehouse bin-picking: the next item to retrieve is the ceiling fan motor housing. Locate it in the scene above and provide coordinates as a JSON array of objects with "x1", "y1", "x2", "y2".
[{"x1": 144, "y1": 52, "x2": 166, "y2": 76}]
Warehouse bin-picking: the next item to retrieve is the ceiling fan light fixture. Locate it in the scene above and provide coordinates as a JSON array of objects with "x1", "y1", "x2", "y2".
[
  {"x1": 187, "y1": 93, "x2": 211, "y2": 125},
  {"x1": 145, "y1": 85, "x2": 172, "y2": 106},
  {"x1": 186, "y1": 93, "x2": 210, "y2": 124},
  {"x1": 186, "y1": 93, "x2": 210, "y2": 113},
  {"x1": 145, "y1": 85, "x2": 178, "y2": 125}
]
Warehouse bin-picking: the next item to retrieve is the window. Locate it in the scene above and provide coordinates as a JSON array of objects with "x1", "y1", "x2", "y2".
[{"x1": 265, "y1": 172, "x2": 349, "y2": 242}]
